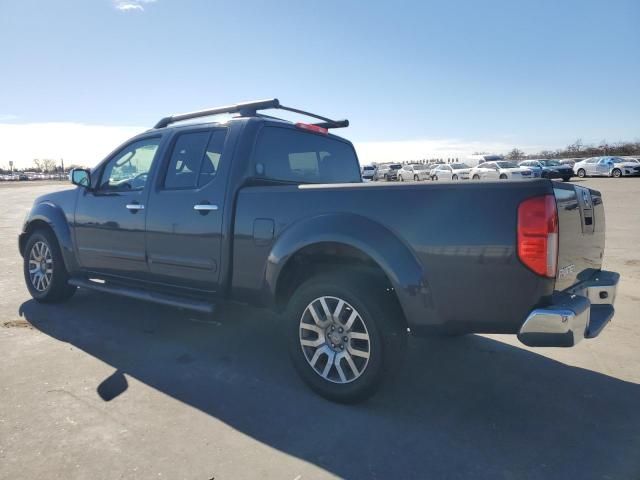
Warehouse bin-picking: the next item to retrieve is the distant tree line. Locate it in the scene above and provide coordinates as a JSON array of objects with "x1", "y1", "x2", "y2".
[{"x1": 506, "y1": 139, "x2": 640, "y2": 161}]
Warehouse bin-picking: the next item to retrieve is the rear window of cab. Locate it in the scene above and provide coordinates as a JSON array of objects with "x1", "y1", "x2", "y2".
[{"x1": 253, "y1": 126, "x2": 361, "y2": 184}]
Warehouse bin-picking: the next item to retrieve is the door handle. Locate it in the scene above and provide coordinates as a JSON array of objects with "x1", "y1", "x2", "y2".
[
  {"x1": 193, "y1": 204, "x2": 219, "y2": 211},
  {"x1": 126, "y1": 203, "x2": 145, "y2": 211}
]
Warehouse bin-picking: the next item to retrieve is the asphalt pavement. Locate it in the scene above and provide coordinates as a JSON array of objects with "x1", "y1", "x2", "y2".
[{"x1": 1, "y1": 178, "x2": 639, "y2": 479}]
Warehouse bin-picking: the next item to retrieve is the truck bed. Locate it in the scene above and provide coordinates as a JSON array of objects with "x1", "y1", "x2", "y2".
[{"x1": 231, "y1": 179, "x2": 603, "y2": 335}]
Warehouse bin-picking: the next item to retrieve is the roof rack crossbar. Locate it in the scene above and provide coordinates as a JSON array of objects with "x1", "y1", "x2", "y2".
[{"x1": 153, "y1": 98, "x2": 349, "y2": 130}]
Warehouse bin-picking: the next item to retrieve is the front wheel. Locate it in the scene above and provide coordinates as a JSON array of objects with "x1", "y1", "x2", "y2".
[
  {"x1": 562, "y1": 176, "x2": 571, "y2": 182},
  {"x1": 612, "y1": 168, "x2": 622, "y2": 178},
  {"x1": 577, "y1": 169, "x2": 586, "y2": 178},
  {"x1": 399, "y1": 175, "x2": 404, "y2": 182},
  {"x1": 452, "y1": 174, "x2": 458, "y2": 180},
  {"x1": 499, "y1": 174, "x2": 508, "y2": 179},
  {"x1": 286, "y1": 272, "x2": 405, "y2": 403},
  {"x1": 473, "y1": 174, "x2": 480, "y2": 180},
  {"x1": 23, "y1": 230, "x2": 76, "y2": 303},
  {"x1": 414, "y1": 175, "x2": 419, "y2": 182}
]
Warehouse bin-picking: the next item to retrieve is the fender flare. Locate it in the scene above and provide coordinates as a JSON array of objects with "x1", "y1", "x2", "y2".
[
  {"x1": 264, "y1": 213, "x2": 430, "y2": 323},
  {"x1": 20, "y1": 201, "x2": 79, "y2": 273}
]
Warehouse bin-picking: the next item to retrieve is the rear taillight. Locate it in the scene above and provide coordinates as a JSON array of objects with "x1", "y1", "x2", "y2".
[{"x1": 517, "y1": 194, "x2": 558, "y2": 277}]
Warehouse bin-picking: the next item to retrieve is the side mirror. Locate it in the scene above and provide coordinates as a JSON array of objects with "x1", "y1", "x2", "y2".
[{"x1": 70, "y1": 168, "x2": 91, "y2": 188}]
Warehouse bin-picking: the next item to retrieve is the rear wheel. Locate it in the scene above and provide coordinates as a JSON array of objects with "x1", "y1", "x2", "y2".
[
  {"x1": 452, "y1": 174, "x2": 458, "y2": 180},
  {"x1": 499, "y1": 174, "x2": 508, "y2": 179},
  {"x1": 399, "y1": 175, "x2": 404, "y2": 182},
  {"x1": 286, "y1": 271, "x2": 405, "y2": 403},
  {"x1": 577, "y1": 169, "x2": 586, "y2": 178},
  {"x1": 612, "y1": 168, "x2": 622, "y2": 178},
  {"x1": 414, "y1": 175, "x2": 419, "y2": 181},
  {"x1": 562, "y1": 176, "x2": 571, "y2": 182},
  {"x1": 23, "y1": 230, "x2": 76, "y2": 303},
  {"x1": 473, "y1": 174, "x2": 480, "y2": 180}
]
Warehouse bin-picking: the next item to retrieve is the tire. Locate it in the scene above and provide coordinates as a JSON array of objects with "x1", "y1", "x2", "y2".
[
  {"x1": 23, "y1": 229, "x2": 76, "y2": 303},
  {"x1": 452, "y1": 174, "x2": 458, "y2": 180},
  {"x1": 577, "y1": 169, "x2": 586, "y2": 178},
  {"x1": 612, "y1": 168, "x2": 622, "y2": 178},
  {"x1": 399, "y1": 175, "x2": 404, "y2": 182},
  {"x1": 383, "y1": 174, "x2": 388, "y2": 181},
  {"x1": 414, "y1": 175, "x2": 419, "y2": 182},
  {"x1": 433, "y1": 175, "x2": 438, "y2": 181},
  {"x1": 286, "y1": 271, "x2": 406, "y2": 403},
  {"x1": 473, "y1": 174, "x2": 480, "y2": 180},
  {"x1": 499, "y1": 174, "x2": 508, "y2": 180},
  {"x1": 562, "y1": 176, "x2": 571, "y2": 182}
]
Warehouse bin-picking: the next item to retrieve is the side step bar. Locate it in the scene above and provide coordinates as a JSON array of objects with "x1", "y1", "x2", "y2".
[{"x1": 68, "y1": 278, "x2": 215, "y2": 314}]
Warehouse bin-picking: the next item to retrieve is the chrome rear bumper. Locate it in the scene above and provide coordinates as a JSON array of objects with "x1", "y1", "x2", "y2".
[{"x1": 518, "y1": 270, "x2": 619, "y2": 347}]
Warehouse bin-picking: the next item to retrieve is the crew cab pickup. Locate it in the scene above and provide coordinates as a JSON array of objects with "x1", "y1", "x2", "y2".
[{"x1": 19, "y1": 99, "x2": 620, "y2": 403}]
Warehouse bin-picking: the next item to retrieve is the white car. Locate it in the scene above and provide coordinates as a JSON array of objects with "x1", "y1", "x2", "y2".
[
  {"x1": 573, "y1": 156, "x2": 640, "y2": 178},
  {"x1": 469, "y1": 161, "x2": 534, "y2": 181},
  {"x1": 431, "y1": 163, "x2": 472, "y2": 181},
  {"x1": 397, "y1": 164, "x2": 431, "y2": 181}
]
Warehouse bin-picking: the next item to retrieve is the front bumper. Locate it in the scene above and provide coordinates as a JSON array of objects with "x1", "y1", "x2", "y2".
[{"x1": 518, "y1": 270, "x2": 619, "y2": 347}]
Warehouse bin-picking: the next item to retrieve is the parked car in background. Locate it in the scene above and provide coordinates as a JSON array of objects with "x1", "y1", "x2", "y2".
[
  {"x1": 383, "y1": 163, "x2": 402, "y2": 181},
  {"x1": 428, "y1": 163, "x2": 444, "y2": 180},
  {"x1": 397, "y1": 163, "x2": 430, "y2": 181},
  {"x1": 559, "y1": 159, "x2": 576, "y2": 168},
  {"x1": 361, "y1": 165, "x2": 377, "y2": 182},
  {"x1": 374, "y1": 163, "x2": 391, "y2": 181},
  {"x1": 573, "y1": 156, "x2": 640, "y2": 178},
  {"x1": 519, "y1": 159, "x2": 573, "y2": 182},
  {"x1": 431, "y1": 163, "x2": 472, "y2": 181},
  {"x1": 470, "y1": 161, "x2": 534, "y2": 181}
]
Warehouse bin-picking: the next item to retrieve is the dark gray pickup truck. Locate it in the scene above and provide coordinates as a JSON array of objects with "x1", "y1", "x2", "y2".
[{"x1": 19, "y1": 99, "x2": 619, "y2": 402}]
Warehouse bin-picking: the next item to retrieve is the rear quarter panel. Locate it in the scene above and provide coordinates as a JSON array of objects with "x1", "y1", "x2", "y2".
[{"x1": 232, "y1": 180, "x2": 557, "y2": 334}]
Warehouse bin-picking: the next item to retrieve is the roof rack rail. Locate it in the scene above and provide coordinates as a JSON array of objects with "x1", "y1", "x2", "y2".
[{"x1": 153, "y1": 98, "x2": 349, "y2": 130}]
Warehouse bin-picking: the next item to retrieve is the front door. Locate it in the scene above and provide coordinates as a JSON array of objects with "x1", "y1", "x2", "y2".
[
  {"x1": 595, "y1": 158, "x2": 612, "y2": 176},
  {"x1": 144, "y1": 127, "x2": 229, "y2": 293},
  {"x1": 74, "y1": 136, "x2": 162, "y2": 279}
]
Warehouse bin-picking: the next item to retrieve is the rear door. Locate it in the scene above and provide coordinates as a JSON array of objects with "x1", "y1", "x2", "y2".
[{"x1": 144, "y1": 127, "x2": 230, "y2": 293}]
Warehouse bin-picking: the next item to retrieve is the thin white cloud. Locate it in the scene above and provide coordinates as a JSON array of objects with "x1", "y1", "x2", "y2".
[
  {"x1": 0, "y1": 114, "x2": 18, "y2": 121},
  {"x1": 0, "y1": 122, "x2": 553, "y2": 170},
  {"x1": 113, "y1": 0, "x2": 157, "y2": 12},
  {"x1": 353, "y1": 138, "x2": 548, "y2": 164}
]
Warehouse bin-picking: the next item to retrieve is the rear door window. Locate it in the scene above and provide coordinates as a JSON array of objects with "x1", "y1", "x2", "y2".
[
  {"x1": 254, "y1": 127, "x2": 361, "y2": 183},
  {"x1": 163, "y1": 129, "x2": 227, "y2": 189}
]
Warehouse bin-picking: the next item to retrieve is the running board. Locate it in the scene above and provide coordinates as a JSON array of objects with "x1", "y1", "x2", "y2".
[{"x1": 68, "y1": 278, "x2": 215, "y2": 314}]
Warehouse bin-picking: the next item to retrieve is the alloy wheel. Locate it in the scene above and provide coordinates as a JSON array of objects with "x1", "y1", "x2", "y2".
[
  {"x1": 299, "y1": 296, "x2": 371, "y2": 384},
  {"x1": 28, "y1": 241, "x2": 53, "y2": 292}
]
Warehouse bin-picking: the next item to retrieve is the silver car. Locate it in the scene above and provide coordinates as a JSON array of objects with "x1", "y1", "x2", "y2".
[
  {"x1": 397, "y1": 164, "x2": 431, "y2": 181},
  {"x1": 574, "y1": 156, "x2": 640, "y2": 178}
]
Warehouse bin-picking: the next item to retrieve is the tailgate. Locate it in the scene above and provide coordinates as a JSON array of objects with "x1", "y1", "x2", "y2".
[{"x1": 553, "y1": 183, "x2": 606, "y2": 291}]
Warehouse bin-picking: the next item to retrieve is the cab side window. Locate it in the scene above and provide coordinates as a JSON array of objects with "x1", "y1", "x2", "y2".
[
  {"x1": 163, "y1": 129, "x2": 227, "y2": 190},
  {"x1": 99, "y1": 137, "x2": 161, "y2": 192}
]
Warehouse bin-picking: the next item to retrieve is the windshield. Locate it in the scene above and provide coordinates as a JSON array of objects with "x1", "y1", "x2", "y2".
[
  {"x1": 362, "y1": 166, "x2": 375, "y2": 171},
  {"x1": 540, "y1": 160, "x2": 561, "y2": 166},
  {"x1": 390, "y1": 164, "x2": 402, "y2": 170},
  {"x1": 496, "y1": 161, "x2": 519, "y2": 169},
  {"x1": 414, "y1": 164, "x2": 428, "y2": 170},
  {"x1": 451, "y1": 163, "x2": 470, "y2": 169}
]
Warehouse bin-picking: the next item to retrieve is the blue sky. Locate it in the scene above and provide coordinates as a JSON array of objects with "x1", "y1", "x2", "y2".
[{"x1": 0, "y1": 0, "x2": 638, "y2": 167}]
